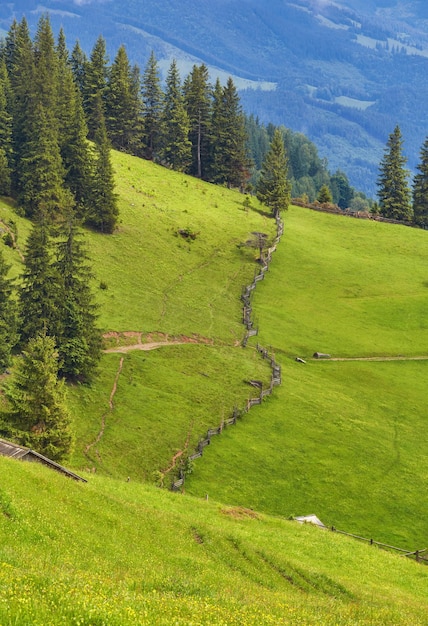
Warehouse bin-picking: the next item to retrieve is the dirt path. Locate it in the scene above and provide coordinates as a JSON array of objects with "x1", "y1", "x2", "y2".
[
  {"x1": 84, "y1": 356, "x2": 124, "y2": 461},
  {"x1": 325, "y1": 356, "x2": 428, "y2": 362},
  {"x1": 104, "y1": 341, "x2": 188, "y2": 354}
]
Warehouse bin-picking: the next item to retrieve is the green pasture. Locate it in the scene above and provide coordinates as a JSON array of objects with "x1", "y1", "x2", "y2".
[
  {"x1": 186, "y1": 206, "x2": 428, "y2": 548},
  {"x1": 0, "y1": 457, "x2": 427, "y2": 625},
  {"x1": 67, "y1": 344, "x2": 272, "y2": 483}
]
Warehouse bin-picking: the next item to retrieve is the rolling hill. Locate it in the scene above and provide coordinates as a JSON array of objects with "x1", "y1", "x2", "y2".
[
  {"x1": 2, "y1": 0, "x2": 428, "y2": 196},
  {"x1": 1, "y1": 149, "x2": 427, "y2": 622}
]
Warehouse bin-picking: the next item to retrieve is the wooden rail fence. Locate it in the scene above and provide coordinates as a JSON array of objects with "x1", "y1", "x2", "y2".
[{"x1": 171, "y1": 212, "x2": 284, "y2": 491}]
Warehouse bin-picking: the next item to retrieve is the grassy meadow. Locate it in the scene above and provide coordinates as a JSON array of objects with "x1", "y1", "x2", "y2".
[
  {"x1": 1, "y1": 154, "x2": 428, "y2": 623},
  {"x1": 0, "y1": 456, "x2": 427, "y2": 625},
  {"x1": 186, "y1": 206, "x2": 428, "y2": 549}
]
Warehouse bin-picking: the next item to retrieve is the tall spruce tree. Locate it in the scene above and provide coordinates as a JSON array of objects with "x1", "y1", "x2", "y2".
[
  {"x1": 70, "y1": 40, "x2": 87, "y2": 93},
  {"x1": 183, "y1": 64, "x2": 211, "y2": 178},
  {"x1": 256, "y1": 128, "x2": 291, "y2": 217},
  {"x1": 208, "y1": 77, "x2": 250, "y2": 188},
  {"x1": 377, "y1": 125, "x2": 412, "y2": 221},
  {"x1": 413, "y1": 136, "x2": 428, "y2": 228},
  {"x1": 159, "y1": 60, "x2": 191, "y2": 171},
  {"x1": 56, "y1": 31, "x2": 93, "y2": 216},
  {"x1": 87, "y1": 103, "x2": 118, "y2": 233},
  {"x1": 105, "y1": 44, "x2": 143, "y2": 154},
  {"x1": 0, "y1": 59, "x2": 12, "y2": 195},
  {"x1": 0, "y1": 251, "x2": 17, "y2": 372},
  {"x1": 3, "y1": 332, "x2": 73, "y2": 461},
  {"x1": 83, "y1": 35, "x2": 108, "y2": 140},
  {"x1": 51, "y1": 217, "x2": 101, "y2": 381},
  {"x1": 141, "y1": 51, "x2": 163, "y2": 160},
  {"x1": 18, "y1": 217, "x2": 57, "y2": 346}
]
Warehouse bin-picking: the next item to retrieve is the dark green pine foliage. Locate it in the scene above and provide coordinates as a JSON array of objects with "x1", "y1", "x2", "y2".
[
  {"x1": 330, "y1": 170, "x2": 354, "y2": 209},
  {"x1": 18, "y1": 99, "x2": 71, "y2": 219},
  {"x1": 413, "y1": 137, "x2": 428, "y2": 228},
  {"x1": 377, "y1": 125, "x2": 412, "y2": 221},
  {"x1": 317, "y1": 184, "x2": 333, "y2": 203},
  {"x1": 105, "y1": 45, "x2": 143, "y2": 155},
  {"x1": 7, "y1": 18, "x2": 34, "y2": 193},
  {"x1": 183, "y1": 64, "x2": 211, "y2": 178},
  {"x1": 2, "y1": 19, "x2": 19, "y2": 75},
  {"x1": 87, "y1": 104, "x2": 118, "y2": 233},
  {"x1": 256, "y1": 128, "x2": 291, "y2": 217},
  {"x1": 83, "y1": 35, "x2": 108, "y2": 140},
  {"x1": 159, "y1": 60, "x2": 191, "y2": 172},
  {"x1": 18, "y1": 218, "x2": 57, "y2": 346},
  {"x1": 208, "y1": 77, "x2": 250, "y2": 189},
  {"x1": 70, "y1": 40, "x2": 87, "y2": 93},
  {"x1": 3, "y1": 333, "x2": 73, "y2": 462},
  {"x1": 56, "y1": 31, "x2": 93, "y2": 217},
  {"x1": 0, "y1": 251, "x2": 17, "y2": 372},
  {"x1": 0, "y1": 59, "x2": 13, "y2": 195},
  {"x1": 17, "y1": 16, "x2": 70, "y2": 220},
  {"x1": 141, "y1": 51, "x2": 163, "y2": 160},
  {"x1": 52, "y1": 218, "x2": 101, "y2": 382}
]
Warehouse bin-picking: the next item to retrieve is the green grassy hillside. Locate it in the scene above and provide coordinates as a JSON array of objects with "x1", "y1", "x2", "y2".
[
  {"x1": 1, "y1": 153, "x2": 428, "y2": 623},
  {"x1": 0, "y1": 456, "x2": 427, "y2": 625},
  {"x1": 187, "y1": 206, "x2": 428, "y2": 549}
]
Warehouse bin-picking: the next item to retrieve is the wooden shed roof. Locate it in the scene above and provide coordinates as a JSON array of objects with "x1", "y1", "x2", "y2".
[{"x1": 0, "y1": 438, "x2": 87, "y2": 482}]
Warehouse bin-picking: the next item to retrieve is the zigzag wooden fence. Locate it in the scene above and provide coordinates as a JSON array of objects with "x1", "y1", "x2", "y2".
[{"x1": 171, "y1": 213, "x2": 284, "y2": 491}]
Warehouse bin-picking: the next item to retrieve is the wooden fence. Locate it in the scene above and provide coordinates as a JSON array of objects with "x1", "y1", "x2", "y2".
[
  {"x1": 328, "y1": 526, "x2": 428, "y2": 566},
  {"x1": 171, "y1": 212, "x2": 284, "y2": 491}
]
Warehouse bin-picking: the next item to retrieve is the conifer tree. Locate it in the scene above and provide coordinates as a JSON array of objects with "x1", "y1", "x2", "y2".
[
  {"x1": 51, "y1": 217, "x2": 101, "y2": 381},
  {"x1": 18, "y1": 218, "x2": 57, "y2": 346},
  {"x1": 413, "y1": 136, "x2": 428, "y2": 228},
  {"x1": 208, "y1": 77, "x2": 250, "y2": 188},
  {"x1": 377, "y1": 125, "x2": 412, "y2": 221},
  {"x1": 141, "y1": 51, "x2": 163, "y2": 160},
  {"x1": 3, "y1": 332, "x2": 73, "y2": 462},
  {"x1": 83, "y1": 35, "x2": 108, "y2": 140},
  {"x1": 56, "y1": 31, "x2": 93, "y2": 216},
  {"x1": 70, "y1": 40, "x2": 87, "y2": 93},
  {"x1": 159, "y1": 60, "x2": 191, "y2": 171},
  {"x1": 256, "y1": 128, "x2": 291, "y2": 217},
  {"x1": 105, "y1": 45, "x2": 143, "y2": 154},
  {"x1": 183, "y1": 64, "x2": 211, "y2": 178},
  {"x1": 317, "y1": 184, "x2": 333, "y2": 203},
  {"x1": 0, "y1": 60, "x2": 12, "y2": 195},
  {"x1": 87, "y1": 103, "x2": 118, "y2": 233},
  {"x1": 0, "y1": 251, "x2": 17, "y2": 372}
]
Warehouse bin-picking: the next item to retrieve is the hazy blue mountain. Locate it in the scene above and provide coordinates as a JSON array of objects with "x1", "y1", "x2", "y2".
[{"x1": 2, "y1": 0, "x2": 428, "y2": 196}]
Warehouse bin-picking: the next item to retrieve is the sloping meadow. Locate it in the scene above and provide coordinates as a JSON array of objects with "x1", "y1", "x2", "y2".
[{"x1": 186, "y1": 206, "x2": 428, "y2": 549}]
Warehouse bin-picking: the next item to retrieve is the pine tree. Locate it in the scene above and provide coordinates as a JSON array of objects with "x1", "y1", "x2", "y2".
[
  {"x1": 208, "y1": 77, "x2": 250, "y2": 188},
  {"x1": 86, "y1": 105, "x2": 118, "y2": 233},
  {"x1": 317, "y1": 184, "x2": 333, "y2": 203},
  {"x1": 141, "y1": 51, "x2": 163, "y2": 160},
  {"x1": 56, "y1": 31, "x2": 93, "y2": 216},
  {"x1": 18, "y1": 218, "x2": 57, "y2": 346},
  {"x1": 51, "y1": 217, "x2": 101, "y2": 381},
  {"x1": 183, "y1": 64, "x2": 211, "y2": 178},
  {"x1": 377, "y1": 125, "x2": 412, "y2": 221},
  {"x1": 413, "y1": 136, "x2": 428, "y2": 228},
  {"x1": 159, "y1": 60, "x2": 191, "y2": 171},
  {"x1": 0, "y1": 60, "x2": 12, "y2": 195},
  {"x1": 83, "y1": 35, "x2": 108, "y2": 140},
  {"x1": 70, "y1": 40, "x2": 87, "y2": 93},
  {"x1": 3, "y1": 333, "x2": 73, "y2": 462},
  {"x1": 105, "y1": 44, "x2": 143, "y2": 154},
  {"x1": 256, "y1": 128, "x2": 291, "y2": 217},
  {"x1": 0, "y1": 251, "x2": 17, "y2": 372}
]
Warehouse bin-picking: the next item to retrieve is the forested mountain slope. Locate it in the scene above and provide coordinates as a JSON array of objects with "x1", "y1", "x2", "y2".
[{"x1": 2, "y1": 0, "x2": 428, "y2": 196}]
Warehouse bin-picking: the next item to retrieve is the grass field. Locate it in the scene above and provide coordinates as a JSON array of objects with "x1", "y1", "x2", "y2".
[
  {"x1": 0, "y1": 456, "x2": 427, "y2": 625},
  {"x1": 186, "y1": 206, "x2": 428, "y2": 549},
  {"x1": 1, "y1": 155, "x2": 428, "y2": 623}
]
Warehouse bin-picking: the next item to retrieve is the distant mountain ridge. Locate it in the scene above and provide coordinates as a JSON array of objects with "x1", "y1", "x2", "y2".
[{"x1": 2, "y1": 0, "x2": 428, "y2": 196}]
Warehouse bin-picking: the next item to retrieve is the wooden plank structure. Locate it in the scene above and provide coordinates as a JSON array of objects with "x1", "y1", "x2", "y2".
[{"x1": 0, "y1": 438, "x2": 87, "y2": 482}]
